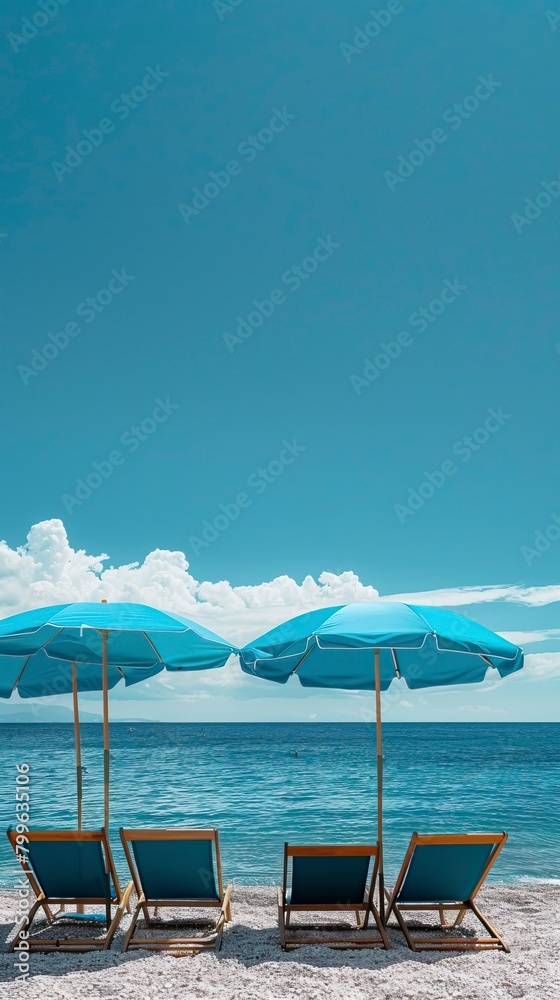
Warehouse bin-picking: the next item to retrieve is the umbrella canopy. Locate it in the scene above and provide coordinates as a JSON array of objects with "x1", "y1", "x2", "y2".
[
  {"x1": 0, "y1": 647, "x2": 162, "y2": 699},
  {"x1": 239, "y1": 602, "x2": 523, "y2": 688},
  {"x1": 240, "y1": 602, "x2": 524, "y2": 922},
  {"x1": 0, "y1": 602, "x2": 234, "y2": 679},
  {"x1": 0, "y1": 602, "x2": 236, "y2": 829}
]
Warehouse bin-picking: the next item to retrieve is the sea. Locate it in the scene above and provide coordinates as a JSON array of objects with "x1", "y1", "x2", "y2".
[{"x1": 0, "y1": 723, "x2": 558, "y2": 888}]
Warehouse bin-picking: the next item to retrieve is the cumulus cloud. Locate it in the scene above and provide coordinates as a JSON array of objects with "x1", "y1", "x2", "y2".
[
  {"x1": 0, "y1": 520, "x2": 381, "y2": 644},
  {"x1": 1, "y1": 520, "x2": 559, "y2": 654},
  {"x1": 0, "y1": 520, "x2": 108, "y2": 612}
]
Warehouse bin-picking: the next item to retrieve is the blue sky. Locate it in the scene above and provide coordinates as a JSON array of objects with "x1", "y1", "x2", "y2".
[{"x1": 1, "y1": 1, "x2": 559, "y2": 722}]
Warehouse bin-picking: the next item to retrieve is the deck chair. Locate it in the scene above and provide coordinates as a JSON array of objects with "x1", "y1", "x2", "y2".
[
  {"x1": 120, "y1": 828, "x2": 232, "y2": 953},
  {"x1": 278, "y1": 844, "x2": 389, "y2": 950},
  {"x1": 6, "y1": 828, "x2": 133, "y2": 952},
  {"x1": 385, "y1": 832, "x2": 509, "y2": 952}
]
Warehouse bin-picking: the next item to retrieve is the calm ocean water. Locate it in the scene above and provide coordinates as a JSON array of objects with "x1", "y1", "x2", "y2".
[{"x1": 0, "y1": 723, "x2": 558, "y2": 887}]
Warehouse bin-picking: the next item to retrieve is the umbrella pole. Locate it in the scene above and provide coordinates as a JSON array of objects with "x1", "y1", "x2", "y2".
[
  {"x1": 71, "y1": 662, "x2": 85, "y2": 913},
  {"x1": 374, "y1": 648, "x2": 385, "y2": 924},
  {"x1": 71, "y1": 663, "x2": 83, "y2": 829},
  {"x1": 102, "y1": 632, "x2": 110, "y2": 833}
]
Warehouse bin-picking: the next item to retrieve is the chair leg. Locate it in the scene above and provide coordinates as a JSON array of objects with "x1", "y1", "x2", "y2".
[
  {"x1": 211, "y1": 909, "x2": 231, "y2": 950},
  {"x1": 469, "y1": 900, "x2": 509, "y2": 953},
  {"x1": 277, "y1": 889, "x2": 287, "y2": 950},
  {"x1": 287, "y1": 901, "x2": 388, "y2": 949},
  {"x1": 391, "y1": 902, "x2": 418, "y2": 951},
  {"x1": 104, "y1": 882, "x2": 134, "y2": 950},
  {"x1": 453, "y1": 906, "x2": 467, "y2": 926},
  {"x1": 392, "y1": 901, "x2": 509, "y2": 952},
  {"x1": 383, "y1": 887, "x2": 394, "y2": 925},
  {"x1": 222, "y1": 884, "x2": 233, "y2": 923},
  {"x1": 369, "y1": 901, "x2": 390, "y2": 950},
  {"x1": 211, "y1": 884, "x2": 232, "y2": 950},
  {"x1": 121, "y1": 902, "x2": 142, "y2": 953},
  {"x1": 9, "y1": 898, "x2": 45, "y2": 952}
]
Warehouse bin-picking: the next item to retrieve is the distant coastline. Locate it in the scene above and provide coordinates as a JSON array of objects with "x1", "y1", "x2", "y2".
[{"x1": 0, "y1": 718, "x2": 556, "y2": 724}]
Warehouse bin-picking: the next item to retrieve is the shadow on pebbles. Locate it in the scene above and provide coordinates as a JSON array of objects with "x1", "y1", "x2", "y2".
[{"x1": 0, "y1": 883, "x2": 559, "y2": 1000}]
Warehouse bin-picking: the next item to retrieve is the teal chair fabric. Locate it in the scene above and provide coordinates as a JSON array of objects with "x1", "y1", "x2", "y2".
[
  {"x1": 130, "y1": 838, "x2": 219, "y2": 900},
  {"x1": 289, "y1": 855, "x2": 370, "y2": 905},
  {"x1": 397, "y1": 843, "x2": 495, "y2": 903},
  {"x1": 27, "y1": 840, "x2": 110, "y2": 899}
]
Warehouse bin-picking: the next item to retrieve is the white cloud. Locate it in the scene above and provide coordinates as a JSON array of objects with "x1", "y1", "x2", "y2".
[
  {"x1": 524, "y1": 652, "x2": 560, "y2": 680},
  {"x1": 1, "y1": 520, "x2": 559, "y2": 657},
  {"x1": 0, "y1": 520, "x2": 108, "y2": 612},
  {"x1": 500, "y1": 630, "x2": 560, "y2": 646},
  {"x1": 387, "y1": 584, "x2": 560, "y2": 607},
  {"x1": 0, "y1": 520, "x2": 380, "y2": 644}
]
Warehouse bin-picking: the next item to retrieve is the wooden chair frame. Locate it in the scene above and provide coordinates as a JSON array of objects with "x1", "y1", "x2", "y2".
[
  {"x1": 385, "y1": 832, "x2": 509, "y2": 952},
  {"x1": 278, "y1": 844, "x2": 389, "y2": 950},
  {"x1": 6, "y1": 828, "x2": 133, "y2": 952},
  {"x1": 120, "y1": 828, "x2": 232, "y2": 954}
]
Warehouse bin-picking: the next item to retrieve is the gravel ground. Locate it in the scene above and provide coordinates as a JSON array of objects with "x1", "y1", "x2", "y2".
[{"x1": 0, "y1": 883, "x2": 558, "y2": 1000}]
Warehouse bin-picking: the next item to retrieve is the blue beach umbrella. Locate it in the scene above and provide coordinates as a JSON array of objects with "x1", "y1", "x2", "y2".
[
  {"x1": 240, "y1": 602, "x2": 524, "y2": 919},
  {"x1": 0, "y1": 602, "x2": 236, "y2": 828}
]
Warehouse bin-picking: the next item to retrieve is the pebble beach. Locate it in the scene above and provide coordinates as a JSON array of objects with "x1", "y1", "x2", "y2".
[{"x1": 1, "y1": 882, "x2": 558, "y2": 1000}]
